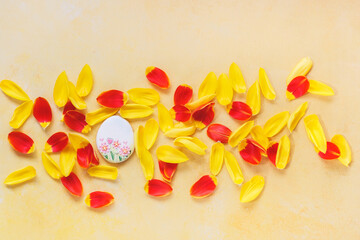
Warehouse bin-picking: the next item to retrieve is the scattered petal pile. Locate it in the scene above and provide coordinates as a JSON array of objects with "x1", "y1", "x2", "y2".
[{"x1": 1, "y1": 58, "x2": 351, "y2": 210}]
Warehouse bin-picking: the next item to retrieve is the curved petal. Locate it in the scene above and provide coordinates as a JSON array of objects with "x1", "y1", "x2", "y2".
[
  {"x1": 286, "y1": 76, "x2": 309, "y2": 100},
  {"x1": 224, "y1": 150, "x2": 244, "y2": 185},
  {"x1": 288, "y1": 102, "x2": 308, "y2": 132},
  {"x1": 156, "y1": 145, "x2": 189, "y2": 163},
  {"x1": 304, "y1": 114, "x2": 327, "y2": 153},
  {"x1": 317, "y1": 142, "x2": 340, "y2": 160},
  {"x1": 164, "y1": 125, "x2": 196, "y2": 138},
  {"x1": 174, "y1": 136, "x2": 207, "y2": 155},
  {"x1": 185, "y1": 94, "x2": 215, "y2": 110},
  {"x1": 190, "y1": 175, "x2": 217, "y2": 198},
  {"x1": 170, "y1": 105, "x2": 191, "y2": 122},
  {"x1": 44, "y1": 132, "x2": 69, "y2": 153},
  {"x1": 229, "y1": 63, "x2": 246, "y2": 93},
  {"x1": 228, "y1": 121, "x2": 254, "y2": 148},
  {"x1": 144, "y1": 179, "x2": 173, "y2": 197},
  {"x1": 207, "y1": 123, "x2": 232, "y2": 143},
  {"x1": 0, "y1": 80, "x2": 30, "y2": 102},
  {"x1": 120, "y1": 104, "x2": 153, "y2": 119},
  {"x1": 286, "y1": 57, "x2": 312, "y2": 85},
  {"x1": 331, "y1": 134, "x2": 351, "y2": 167},
  {"x1": 158, "y1": 160, "x2": 177, "y2": 182},
  {"x1": 86, "y1": 107, "x2": 119, "y2": 126},
  {"x1": 216, "y1": 73, "x2": 233, "y2": 106},
  {"x1": 76, "y1": 64, "x2": 93, "y2": 97},
  {"x1": 41, "y1": 152, "x2": 62, "y2": 179},
  {"x1": 145, "y1": 67, "x2": 170, "y2": 89},
  {"x1": 97, "y1": 90, "x2": 127, "y2": 108},
  {"x1": 240, "y1": 175, "x2": 265, "y2": 203},
  {"x1": 9, "y1": 100, "x2": 33, "y2": 129},
  {"x1": 138, "y1": 144, "x2": 155, "y2": 181},
  {"x1": 174, "y1": 84, "x2": 193, "y2": 105},
  {"x1": 192, "y1": 102, "x2": 215, "y2": 129},
  {"x1": 308, "y1": 80, "x2": 335, "y2": 96},
  {"x1": 250, "y1": 125, "x2": 269, "y2": 149},
  {"x1": 144, "y1": 118, "x2": 159, "y2": 150},
  {"x1": 210, "y1": 142, "x2": 225, "y2": 176},
  {"x1": 4, "y1": 166, "x2": 36, "y2": 185},
  {"x1": 68, "y1": 80, "x2": 86, "y2": 110},
  {"x1": 85, "y1": 191, "x2": 114, "y2": 208},
  {"x1": 246, "y1": 80, "x2": 261, "y2": 115},
  {"x1": 157, "y1": 103, "x2": 174, "y2": 133},
  {"x1": 60, "y1": 172, "x2": 83, "y2": 196},
  {"x1": 198, "y1": 72, "x2": 217, "y2": 98},
  {"x1": 33, "y1": 97, "x2": 52, "y2": 129},
  {"x1": 259, "y1": 68, "x2": 276, "y2": 100},
  {"x1": 127, "y1": 88, "x2": 160, "y2": 106},
  {"x1": 87, "y1": 166, "x2": 118, "y2": 180},
  {"x1": 64, "y1": 110, "x2": 91, "y2": 134},
  {"x1": 53, "y1": 72, "x2": 69, "y2": 107},
  {"x1": 275, "y1": 135, "x2": 291, "y2": 169},
  {"x1": 8, "y1": 131, "x2": 35, "y2": 154},
  {"x1": 59, "y1": 145, "x2": 76, "y2": 177},
  {"x1": 263, "y1": 111, "x2": 290, "y2": 137},
  {"x1": 227, "y1": 101, "x2": 252, "y2": 121}
]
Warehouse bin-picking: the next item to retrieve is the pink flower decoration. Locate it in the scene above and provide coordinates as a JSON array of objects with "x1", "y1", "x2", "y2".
[
  {"x1": 107, "y1": 138, "x2": 113, "y2": 144},
  {"x1": 113, "y1": 140, "x2": 121, "y2": 148},
  {"x1": 100, "y1": 143, "x2": 109, "y2": 153}
]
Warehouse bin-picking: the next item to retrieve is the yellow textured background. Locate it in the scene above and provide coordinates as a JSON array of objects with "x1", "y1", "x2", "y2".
[{"x1": 0, "y1": 1, "x2": 359, "y2": 239}]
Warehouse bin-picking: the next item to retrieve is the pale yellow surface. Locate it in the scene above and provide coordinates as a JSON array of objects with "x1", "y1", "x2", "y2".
[{"x1": 0, "y1": 1, "x2": 359, "y2": 239}]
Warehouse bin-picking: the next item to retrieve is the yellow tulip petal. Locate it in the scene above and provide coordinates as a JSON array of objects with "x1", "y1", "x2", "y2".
[
  {"x1": 0, "y1": 80, "x2": 30, "y2": 102},
  {"x1": 67, "y1": 80, "x2": 87, "y2": 110},
  {"x1": 87, "y1": 165, "x2": 118, "y2": 180},
  {"x1": 263, "y1": 111, "x2": 290, "y2": 137},
  {"x1": 229, "y1": 62, "x2": 246, "y2": 93},
  {"x1": 174, "y1": 136, "x2": 207, "y2": 155},
  {"x1": 224, "y1": 150, "x2": 244, "y2": 185},
  {"x1": 286, "y1": 57, "x2": 313, "y2": 85},
  {"x1": 86, "y1": 107, "x2": 119, "y2": 126},
  {"x1": 246, "y1": 80, "x2": 261, "y2": 115},
  {"x1": 240, "y1": 175, "x2": 265, "y2": 203},
  {"x1": 185, "y1": 94, "x2": 216, "y2": 110},
  {"x1": 216, "y1": 73, "x2": 233, "y2": 106},
  {"x1": 41, "y1": 152, "x2": 62, "y2": 179},
  {"x1": 259, "y1": 68, "x2": 276, "y2": 100},
  {"x1": 157, "y1": 103, "x2": 174, "y2": 133},
  {"x1": 229, "y1": 121, "x2": 254, "y2": 148},
  {"x1": 76, "y1": 64, "x2": 93, "y2": 97},
  {"x1": 53, "y1": 71, "x2": 69, "y2": 107},
  {"x1": 135, "y1": 125, "x2": 144, "y2": 157},
  {"x1": 288, "y1": 102, "x2": 308, "y2": 132},
  {"x1": 127, "y1": 88, "x2": 160, "y2": 106},
  {"x1": 156, "y1": 145, "x2": 189, "y2": 163},
  {"x1": 331, "y1": 134, "x2": 351, "y2": 167},
  {"x1": 138, "y1": 146, "x2": 154, "y2": 180},
  {"x1": 304, "y1": 114, "x2": 327, "y2": 153},
  {"x1": 275, "y1": 135, "x2": 291, "y2": 169},
  {"x1": 4, "y1": 166, "x2": 36, "y2": 185},
  {"x1": 164, "y1": 125, "x2": 196, "y2": 138},
  {"x1": 198, "y1": 72, "x2": 217, "y2": 98},
  {"x1": 68, "y1": 132, "x2": 89, "y2": 150},
  {"x1": 144, "y1": 118, "x2": 159, "y2": 150},
  {"x1": 119, "y1": 104, "x2": 153, "y2": 119},
  {"x1": 60, "y1": 145, "x2": 76, "y2": 177},
  {"x1": 9, "y1": 100, "x2": 33, "y2": 129},
  {"x1": 210, "y1": 142, "x2": 225, "y2": 176},
  {"x1": 250, "y1": 125, "x2": 269, "y2": 149},
  {"x1": 308, "y1": 80, "x2": 335, "y2": 96}
]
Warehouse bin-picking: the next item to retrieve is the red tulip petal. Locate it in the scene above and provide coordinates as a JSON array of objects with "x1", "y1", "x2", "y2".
[
  {"x1": 287, "y1": 76, "x2": 310, "y2": 99},
  {"x1": 63, "y1": 100, "x2": 76, "y2": 117},
  {"x1": 33, "y1": 97, "x2": 52, "y2": 128},
  {"x1": 318, "y1": 142, "x2": 341, "y2": 160},
  {"x1": 44, "y1": 132, "x2": 68, "y2": 153},
  {"x1": 145, "y1": 67, "x2": 170, "y2": 89},
  {"x1": 267, "y1": 142, "x2": 279, "y2": 166},
  {"x1": 192, "y1": 102, "x2": 215, "y2": 129},
  {"x1": 144, "y1": 179, "x2": 173, "y2": 197},
  {"x1": 190, "y1": 175, "x2": 217, "y2": 198},
  {"x1": 239, "y1": 139, "x2": 264, "y2": 165},
  {"x1": 174, "y1": 84, "x2": 193, "y2": 105},
  {"x1": 85, "y1": 191, "x2": 114, "y2": 208},
  {"x1": 64, "y1": 110, "x2": 91, "y2": 134},
  {"x1": 60, "y1": 172, "x2": 83, "y2": 196},
  {"x1": 8, "y1": 131, "x2": 35, "y2": 154},
  {"x1": 158, "y1": 160, "x2": 178, "y2": 182},
  {"x1": 77, "y1": 143, "x2": 99, "y2": 168},
  {"x1": 207, "y1": 124, "x2": 232, "y2": 143},
  {"x1": 96, "y1": 90, "x2": 127, "y2": 108},
  {"x1": 169, "y1": 105, "x2": 191, "y2": 122},
  {"x1": 227, "y1": 101, "x2": 252, "y2": 121}
]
